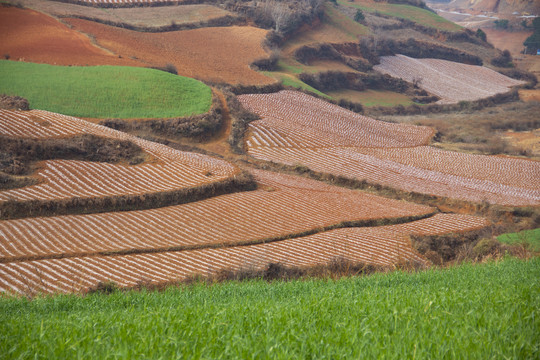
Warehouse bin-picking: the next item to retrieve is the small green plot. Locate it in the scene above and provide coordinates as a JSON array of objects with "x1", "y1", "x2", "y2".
[{"x1": 0, "y1": 61, "x2": 212, "y2": 118}]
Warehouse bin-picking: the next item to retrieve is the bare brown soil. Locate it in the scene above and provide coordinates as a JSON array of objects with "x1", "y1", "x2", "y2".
[
  {"x1": 65, "y1": 18, "x2": 275, "y2": 85},
  {"x1": 483, "y1": 28, "x2": 532, "y2": 56},
  {"x1": 0, "y1": 7, "x2": 142, "y2": 66}
]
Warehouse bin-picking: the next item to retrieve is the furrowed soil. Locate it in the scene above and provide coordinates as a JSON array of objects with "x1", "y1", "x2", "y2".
[
  {"x1": 7, "y1": 0, "x2": 233, "y2": 29},
  {"x1": 65, "y1": 18, "x2": 274, "y2": 85},
  {"x1": 0, "y1": 7, "x2": 142, "y2": 67}
]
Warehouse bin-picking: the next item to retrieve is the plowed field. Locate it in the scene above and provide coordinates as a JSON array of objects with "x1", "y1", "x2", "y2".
[
  {"x1": 0, "y1": 213, "x2": 489, "y2": 294},
  {"x1": 0, "y1": 169, "x2": 435, "y2": 262},
  {"x1": 0, "y1": 7, "x2": 142, "y2": 66},
  {"x1": 373, "y1": 55, "x2": 525, "y2": 104},
  {"x1": 65, "y1": 18, "x2": 274, "y2": 85},
  {"x1": 239, "y1": 91, "x2": 540, "y2": 205},
  {"x1": 0, "y1": 109, "x2": 237, "y2": 203}
]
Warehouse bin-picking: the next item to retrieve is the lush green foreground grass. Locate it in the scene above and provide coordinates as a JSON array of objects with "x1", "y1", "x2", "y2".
[
  {"x1": 0, "y1": 258, "x2": 538, "y2": 359},
  {"x1": 0, "y1": 61, "x2": 212, "y2": 118},
  {"x1": 499, "y1": 228, "x2": 540, "y2": 252}
]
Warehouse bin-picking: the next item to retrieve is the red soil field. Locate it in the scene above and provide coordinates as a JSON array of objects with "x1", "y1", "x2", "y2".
[
  {"x1": 65, "y1": 18, "x2": 275, "y2": 85},
  {"x1": 0, "y1": 7, "x2": 142, "y2": 67},
  {"x1": 239, "y1": 91, "x2": 540, "y2": 206},
  {"x1": 0, "y1": 169, "x2": 435, "y2": 262},
  {"x1": 0, "y1": 109, "x2": 238, "y2": 203},
  {"x1": 0, "y1": 213, "x2": 489, "y2": 294}
]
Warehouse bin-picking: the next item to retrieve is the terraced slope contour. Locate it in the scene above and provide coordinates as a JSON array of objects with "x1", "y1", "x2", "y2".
[
  {"x1": 238, "y1": 91, "x2": 540, "y2": 205},
  {"x1": 0, "y1": 212, "x2": 489, "y2": 294},
  {"x1": 0, "y1": 109, "x2": 237, "y2": 208}
]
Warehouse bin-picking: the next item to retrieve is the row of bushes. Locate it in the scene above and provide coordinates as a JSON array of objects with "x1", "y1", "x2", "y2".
[
  {"x1": 0, "y1": 170, "x2": 257, "y2": 220},
  {"x1": 0, "y1": 134, "x2": 146, "y2": 190},
  {"x1": 100, "y1": 90, "x2": 223, "y2": 141},
  {"x1": 294, "y1": 43, "x2": 373, "y2": 72},
  {"x1": 62, "y1": 13, "x2": 242, "y2": 32},
  {"x1": 366, "y1": 89, "x2": 521, "y2": 116},
  {"x1": 359, "y1": 37, "x2": 483, "y2": 66}
]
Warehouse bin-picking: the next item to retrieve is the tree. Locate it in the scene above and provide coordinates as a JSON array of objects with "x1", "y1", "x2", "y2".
[
  {"x1": 354, "y1": 10, "x2": 365, "y2": 23},
  {"x1": 523, "y1": 18, "x2": 540, "y2": 53},
  {"x1": 494, "y1": 19, "x2": 509, "y2": 30},
  {"x1": 475, "y1": 29, "x2": 487, "y2": 42}
]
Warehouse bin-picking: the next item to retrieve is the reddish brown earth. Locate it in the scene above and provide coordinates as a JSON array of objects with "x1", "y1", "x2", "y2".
[
  {"x1": 65, "y1": 18, "x2": 275, "y2": 85},
  {"x1": 483, "y1": 28, "x2": 532, "y2": 56},
  {"x1": 0, "y1": 7, "x2": 142, "y2": 66}
]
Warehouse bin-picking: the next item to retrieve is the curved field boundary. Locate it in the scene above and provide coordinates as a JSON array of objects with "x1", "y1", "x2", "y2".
[
  {"x1": 248, "y1": 147, "x2": 540, "y2": 206},
  {"x1": 0, "y1": 213, "x2": 489, "y2": 294},
  {"x1": 0, "y1": 109, "x2": 239, "y2": 216},
  {"x1": 0, "y1": 61, "x2": 212, "y2": 119},
  {"x1": 239, "y1": 91, "x2": 434, "y2": 148},
  {"x1": 0, "y1": 169, "x2": 435, "y2": 262},
  {"x1": 65, "y1": 18, "x2": 274, "y2": 86},
  {"x1": 0, "y1": 7, "x2": 143, "y2": 67},
  {"x1": 374, "y1": 55, "x2": 525, "y2": 104},
  {"x1": 239, "y1": 91, "x2": 540, "y2": 206}
]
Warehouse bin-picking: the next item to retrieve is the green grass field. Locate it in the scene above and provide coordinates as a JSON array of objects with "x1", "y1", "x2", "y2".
[
  {"x1": 0, "y1": 61, "x2": 212, "y2": 118},
  {"x1": 1, "y1": 258, "x2": 538, "y2": 359},
  {"x1": 498, "y1": 228, "x2": 540, "y2": 252},
  {"x1": 338, "y1": 0, "x2": 462, "y2": 32}
]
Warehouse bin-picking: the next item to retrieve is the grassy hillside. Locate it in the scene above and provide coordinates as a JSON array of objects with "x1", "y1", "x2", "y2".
[
  {"x1": 0, "y1": 61, "x2": 212, "y2": 118},
  {"x1": 1, "y1": 258, "x2": 538, "y2": 359},
  {"x1": 338, "y1": 0, "x2": 462, "y2": 32}
]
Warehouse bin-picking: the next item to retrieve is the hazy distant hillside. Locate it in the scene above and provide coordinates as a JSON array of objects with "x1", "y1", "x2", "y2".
[{"x1": 433, "y1": 0, "x2": 540, "y2": 14}]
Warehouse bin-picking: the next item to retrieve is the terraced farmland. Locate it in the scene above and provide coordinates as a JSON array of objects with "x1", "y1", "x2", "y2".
[
  {"x1": 373, "y1": 55, "x2": 525, "y2": 104},
  {"x1": 240, "y1": 91, "x2": 434, "y2": 148},
  {"x1": 0, "y1": 169, "x2": 435, "y2": 262},
  {"x1": 0, "y1": 212, "x2": 489, "y2": 294},
  {"x1": 239, "y1": 91, "x2": 540, "y2": 206},
  {"x1": 0, "y1": 109, "x2": 237, "y2": 203}
]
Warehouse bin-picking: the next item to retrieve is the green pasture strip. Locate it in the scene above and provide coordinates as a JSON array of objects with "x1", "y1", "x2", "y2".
[
  {"x1": 338, "y1": 0, "x2": 461, "y2": 32},
  {"x1": 498, "y1": 228, "x2": 540, "y2": 252},
  {"x1": 326, "y1": 89, "x2": 414, "y2": 107},
  {"x1": 263, "y1": 71, "x2": 330, "y2": 98},
  {"x1": 0, "y1": 257, "x2": 538, "y2": 359},
  {"x1": 0, "y1": 61, "x2": 212, "y2": 118}
]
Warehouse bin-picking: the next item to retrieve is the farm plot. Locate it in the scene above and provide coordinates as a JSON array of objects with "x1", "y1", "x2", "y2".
[
  {"x1": 239, "y1": 91, "x2": 434, "y2": 148},
  {"x1": 0, "y1": 169, "x2": 435, "y2": 262},
  {"x1": 0, "y1": 7, "x2": 142, "y2": 67},
  {"x1": 0, "y1": 213, "x2": 489, "y2": 294},
  {"x1": 65, "y1": 18, "x2": 274, "y2": 85},
  {"x1": 0, "y1": 109, "x2": 237, "y2": 203},
  {"x1": 373, "y1": 55, "x2": 525, "y2": 104},
  {"x1": 239, "y1": 91, "x2": 540, "y2": 206}
]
